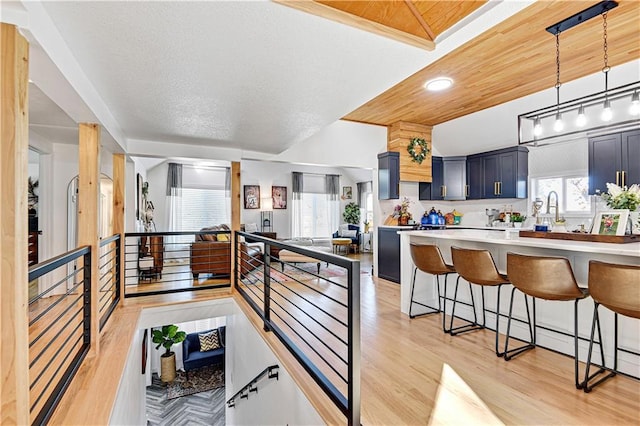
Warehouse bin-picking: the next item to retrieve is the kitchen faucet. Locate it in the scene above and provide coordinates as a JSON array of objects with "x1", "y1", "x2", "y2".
[{"x1": 546, "y1": 191, "x2": 560, "y2": 223}]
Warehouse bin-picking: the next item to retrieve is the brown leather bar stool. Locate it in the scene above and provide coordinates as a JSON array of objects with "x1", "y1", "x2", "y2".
[
  {"x1": 409, "y1": 244, "x2": 455, "y2": 327},
  {"x1": 449, "y1": 246, "x2": 510, "y2": 357},
  {"x1": 583, "y1": 260, "x2": 640, "y2": 392},
  {"x1": 505, "y1": 252, "x2": 588, "y2": 389}
]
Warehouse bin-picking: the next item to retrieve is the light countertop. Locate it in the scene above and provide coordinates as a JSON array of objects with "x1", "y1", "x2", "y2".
[{"x1": 402, "y1": 229, "x2": 640, "y2": 257}]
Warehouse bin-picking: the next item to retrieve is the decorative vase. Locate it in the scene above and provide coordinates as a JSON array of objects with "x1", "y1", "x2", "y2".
[
  {"x1": 398, "y1": 216, "x2": 409, "y2": 226},
  {"x1": 160, "y1": 352, "x2": 176, "y2": 382},
  {"x1": 513, "y1": 222, "x2": 522, "y2": 228}
]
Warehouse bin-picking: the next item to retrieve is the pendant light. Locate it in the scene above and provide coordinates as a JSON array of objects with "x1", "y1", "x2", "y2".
[
  {"x1": 576, "y1": 105, "x2": 587, "y2": 127},
  {"x1": 630, "y1": 91, "x2": 640, "y2": 116},
  {"x1": 600, "y1": 11, "x2": 613, "y2": 122},
  {"x1": 517, "y1": 1, "x2": 640, "y2": 146}
]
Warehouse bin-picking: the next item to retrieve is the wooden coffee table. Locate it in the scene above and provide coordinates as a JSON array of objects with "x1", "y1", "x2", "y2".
[{"x1": 332, "y1": 238, "x2": 352, "y2": 254}]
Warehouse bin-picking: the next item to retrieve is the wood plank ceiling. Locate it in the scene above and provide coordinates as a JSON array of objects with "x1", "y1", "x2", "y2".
[
  {"x1": 343, "y1": 0, "x2": 640, "y2": 126},
  {"x1": 316, "y1": 0, "x2": 487, "y2": 42}
]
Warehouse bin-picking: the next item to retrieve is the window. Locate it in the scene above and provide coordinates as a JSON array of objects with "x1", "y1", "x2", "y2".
[
  {"x1": 530, "y1": 175, "x2": 590, "y2": 214},
  {"x1": 180, "y1": 167, "x2": 229, "y2": 231},
  {"x1": 300, "y1": 193, "x2": 330, "y2": 237},
  {"x1": 365, "y1": 193, "x2": 374, "y2": 224},
  {"x1": 181, "y1": 188, "x2": 229, "y2": 231},
  {"x1": 293, "y1": 174, "x2": 339, "y2": 238}
]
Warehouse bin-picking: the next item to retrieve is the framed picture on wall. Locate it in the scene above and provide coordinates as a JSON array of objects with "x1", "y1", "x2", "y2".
[
  {"x1": 342, "y1": 186, "x2": 352, "y2": 199},
  {"x1": 591, "y1": 210, "x2": 629, "y2": 236},
  {"x1": 244, "y1": 185, "x2": 260, "y2": 209},
  {"x1": 272, "y1": 186, "x2": 287, "y2": 209}
]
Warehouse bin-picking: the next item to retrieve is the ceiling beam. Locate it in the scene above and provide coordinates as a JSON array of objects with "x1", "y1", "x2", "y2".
[
  {"x1": 403, "y1": 0, "x2": 435, "y2": 41},
  {"x1": 274, "y1": 0, "x2": 435, "y2": 51}
]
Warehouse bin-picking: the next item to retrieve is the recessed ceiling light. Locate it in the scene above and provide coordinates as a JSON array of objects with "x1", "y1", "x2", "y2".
[{"x1": 424, "y1": 77, "x2": 453, "y2": 91}]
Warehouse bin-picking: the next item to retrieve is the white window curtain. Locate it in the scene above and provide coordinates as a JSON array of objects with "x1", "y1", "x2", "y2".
[
  {"x1": 166, "y1": 163, "x2": 183, "y2": 260},
  {"x1": 291, "y1": 172, "x2": 303, "y2": 237},
  {"x1": 326, "y1": 174, "x2": 340, "y2": 233}
]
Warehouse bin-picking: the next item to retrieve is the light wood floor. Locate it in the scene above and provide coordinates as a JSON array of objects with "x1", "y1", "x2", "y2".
[{"x1": 49, "y1": 251, "x2": 639, "y2": 425}]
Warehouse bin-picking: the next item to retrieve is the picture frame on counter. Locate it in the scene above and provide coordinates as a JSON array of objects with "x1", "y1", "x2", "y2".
[{"x1": 591, "y1": 209, "x2": 629, "y2": 236}]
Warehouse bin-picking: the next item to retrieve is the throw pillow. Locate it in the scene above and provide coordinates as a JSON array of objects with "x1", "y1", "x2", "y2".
[
  {"x1": 341, "y1": 230, "x2": 357, "y2": 238},
  {"x1": 338, "y1": 224, "x2": 350, "y2": 235},
  {"x1": 245, "y1": 223, "x2": 258, "y2": 233},
  {"x1": 198, "y1": 330, "x2": 220, "y2": 351},
  {"x1": 203, "y1": 234, "x2": 217, "y2": 241},
  {"x1": 217, "y1": 234, "x2": 229, "y2": 242}
]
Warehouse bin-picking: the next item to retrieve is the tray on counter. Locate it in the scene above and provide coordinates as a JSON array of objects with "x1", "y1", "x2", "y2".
[{"x1": 519, "y1": 230, "x2": 639, "y2": 244}]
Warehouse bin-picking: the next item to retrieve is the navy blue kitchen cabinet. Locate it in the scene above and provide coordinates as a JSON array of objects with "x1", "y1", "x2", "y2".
[
  {"x1": 418, "y1": 156, "x2": 466, "y2": 201},
  {"x1": 589, "y1": 130, "x2": 640, "y2": 195},
  {"x1": 466, "y1": 155, "x2": 483, "y2": 199},
  {"x1": 470, "y1": 146, "x2": 528, "y2": 199},
  {"x1": 378, "y1": 152, "x2": 400, "y2": 200}
]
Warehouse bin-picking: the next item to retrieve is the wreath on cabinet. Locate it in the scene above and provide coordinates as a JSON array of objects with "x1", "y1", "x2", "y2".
[{"x1": 407, "y1": 137, "x2": 429, "y2": 164}]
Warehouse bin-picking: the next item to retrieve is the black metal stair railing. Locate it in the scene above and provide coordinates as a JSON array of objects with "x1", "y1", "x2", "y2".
[
  {"x1": 123, "y1": 230, "x2": 232, "y2": 298},
  {"x1": 28, "y1": 245, "x2": 92, "y2": 426},
  {"x1": 226, "y1": 365, "x2": 280, "y2": 408},
  {"x1": 98, "y1": 234, "x2": 121, "y2": 331},
  {"x1": 234, "y1": 232, "x2": 361, "y2": 426}
]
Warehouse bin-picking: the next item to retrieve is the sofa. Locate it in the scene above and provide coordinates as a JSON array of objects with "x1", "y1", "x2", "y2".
[
  {"x1": 190, "y1": 225, "x2": 262, "y2": 278},
  {"x1": 182, "y1": 326, "x2": 225, "y2": 378}
]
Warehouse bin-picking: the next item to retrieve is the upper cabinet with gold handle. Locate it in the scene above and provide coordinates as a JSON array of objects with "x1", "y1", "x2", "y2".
[{"x1": 589, "y1": 130, "x2": 639, "y2": 194}]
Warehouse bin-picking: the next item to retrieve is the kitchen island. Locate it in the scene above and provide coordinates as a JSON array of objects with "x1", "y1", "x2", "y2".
[{"x1": 399, "y1": 229, "x2": 640, "y2": 377}]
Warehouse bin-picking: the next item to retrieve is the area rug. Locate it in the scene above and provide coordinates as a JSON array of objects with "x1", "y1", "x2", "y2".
[{"x1": 166, "y1": 364, "x2": 225, "y2": 400}]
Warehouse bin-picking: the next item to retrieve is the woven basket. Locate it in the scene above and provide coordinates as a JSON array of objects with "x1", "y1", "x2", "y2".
[{"x1": 160, "y1": 353, "x2": 176, "y2": 382}]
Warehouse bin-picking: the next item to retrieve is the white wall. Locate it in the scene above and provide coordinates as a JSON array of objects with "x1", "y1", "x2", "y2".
[
  {"x1": 225, "y1": 304, "x2": 324, "y2": 426},
  {"x1": 109, "y1": 326, "x2": 147, "y2": 426}
]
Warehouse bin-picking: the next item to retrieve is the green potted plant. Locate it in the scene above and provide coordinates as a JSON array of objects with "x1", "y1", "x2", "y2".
[
  {"x1": 343, "y1": 202, "x2": 360, "y2": 225},
  {"x1": 152, "y1": 325, "x2": 186, "y2": 382},
  {"x1": 511, "y1": 214, "x2": 526, "y2": 228}
]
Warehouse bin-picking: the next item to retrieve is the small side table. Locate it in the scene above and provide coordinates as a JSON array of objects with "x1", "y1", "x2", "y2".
[
  {"x1": 361, "y1": 232, "x2": 372, "y2": 252},
  {"x1": 139, "y1": 256, "x2": 155, "y2": 281}
]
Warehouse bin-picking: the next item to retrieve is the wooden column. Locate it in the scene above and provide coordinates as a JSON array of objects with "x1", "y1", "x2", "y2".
[
  {"x1": 112, "y1": 154, "x2": 125, "y2": 304},
  {"x1": 78, "y1": 123, "x2": 100, "y2": 354},
  {"x1": 0, "y1": 23, "x2": 30, "y2": 425},
  {"x1": 388, "y1": 121, "x2": 433, "y2": 182},
  {"x1": 230, "y1": 161, "x2": 241, "y2": 288}
]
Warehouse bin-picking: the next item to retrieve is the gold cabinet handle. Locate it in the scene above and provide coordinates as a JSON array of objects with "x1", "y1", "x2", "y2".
[
  {"x1": 498, "y1": 181, "x2": 502, "y2": 195},
  {"x1": 616, "y1": 171, "x2": 620, "y2": 186},
  {"x1": 442, "y1": 186, "x2": 447, "y2": 197},
  {"x1": 622, "y1": 171, "x2": 627, "y2": 187},
  {"x1": 465, "y1": 185, "x2": 469, "y2": 197},
  {"x1": 494, "y1": 182, "x2": 498, "y2": 195}
]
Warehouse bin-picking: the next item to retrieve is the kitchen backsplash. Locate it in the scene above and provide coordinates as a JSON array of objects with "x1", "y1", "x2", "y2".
[{"x1": 379, "y1": 181, "x2": 601, "y2": 231}]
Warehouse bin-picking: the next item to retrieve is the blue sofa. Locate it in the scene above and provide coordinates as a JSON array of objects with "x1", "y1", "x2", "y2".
[{"x1": 182, "y1": 326, "x2": 225, "y2": 377}]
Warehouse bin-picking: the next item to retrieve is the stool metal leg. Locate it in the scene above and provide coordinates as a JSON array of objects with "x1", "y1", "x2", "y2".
[
  {"x1": 446, "y1": 276, "x2": 482, "y2": 335},
  {"x1": 409, "y1": 267, "x2": 441, "y2": 319},
  {"x1": 504, "y1": 288, "x2": 535, "y2": 360},
  {"x1": 583, "y1": 303, "x2": 615, "y2": 392}
]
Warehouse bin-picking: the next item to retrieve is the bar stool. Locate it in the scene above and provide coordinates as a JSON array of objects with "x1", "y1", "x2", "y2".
[
  {"x1": 409, "y1": 244, "x2": 455, "y2": 326},
  {"x1": 583, "y1": 261, "x2": 640, "y2": 392},
  {"x1": 504, "y1": 252, "x2": 588, "y2": 389},
  {"x1": 449, "y1": 246, "x2": 510, "y2": 357}
]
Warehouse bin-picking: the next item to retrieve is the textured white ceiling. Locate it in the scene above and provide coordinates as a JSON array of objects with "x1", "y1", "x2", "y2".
[{"x1": 41, "y1": 1, "x2": 431, "y2": 154}]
